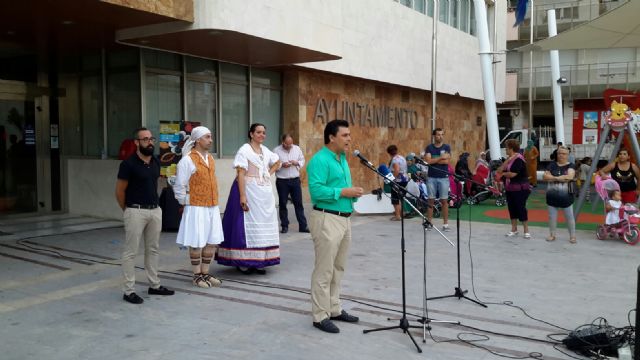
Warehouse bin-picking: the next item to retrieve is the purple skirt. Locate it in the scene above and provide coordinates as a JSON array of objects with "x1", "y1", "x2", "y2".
[{"x1": 216, "y1": 180, "x2": 280, "y2": 268}]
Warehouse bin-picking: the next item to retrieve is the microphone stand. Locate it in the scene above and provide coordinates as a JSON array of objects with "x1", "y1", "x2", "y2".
[
  {"x1": 415, "y1": 158, "x2": 487, "y2": 308},
  {"x1": 400, "y1": 190, "x2": 459, "y2": 343},
  {"x1": 358, "y1": 159, "x2": 455, "y2": 352}
]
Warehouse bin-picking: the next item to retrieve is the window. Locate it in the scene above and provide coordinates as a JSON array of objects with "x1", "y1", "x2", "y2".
[
  {"x1": 186, "y1": 57, "x2": 217, "y2": 151},
  {"x1": 251, "y1": 69, "x2": 282, "y2": 150},
  {"x1": 80, "y1": 75, "x2": 103, "y2": 157},
  {"x1": 460, "y1": 0, "x2": 470, "y2": 32},
  {"x1": 221, "y1": 63, "x2": 248, "y2": 156},
  {"x1": 187, "y1": 81, "x2": 216, "y2": 149},
  {"x1": 142, "y1": 49, "x2": 181, "y2": 71},
  {"x1": 451, "y1": 0, "x2": 459, "y2": 28},
  {"x1": 470, "y1": 3, "x2": 477, "y2": 36},
  {"x1": 439, "y1": 0, "x2": 449, "y2": 23},
  {"x1": 106, "y1": 50, "x2": 140, "y2": 157},
  {"x1": 107, "y1": 71, "x2": 140, "y2": 157},
  {"x1": 414, "y1": 0, "x2": 426, "y2": 13},
  {"x1": 145, "y1": 72, "x2": 182, "y2": 147},
  {"x1": 427, "y1": 0, "x2": 434, "y2": 17}
]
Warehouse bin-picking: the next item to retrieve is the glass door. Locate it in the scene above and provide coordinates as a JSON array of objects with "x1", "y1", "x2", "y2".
[{"x1": 0, "y1": 81, "x2": 38, "y2": 214}]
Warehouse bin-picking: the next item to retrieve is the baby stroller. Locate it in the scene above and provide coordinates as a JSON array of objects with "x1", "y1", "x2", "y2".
[
  {"x1": 595, "y1": 176, "x2": 640, "y2": 244},
  {"x1": 404, "y1": 172, "x2": 442, "y2": 218},
  {"x1": 465, "y1": 159, "x2": 506, "y2": 207}
]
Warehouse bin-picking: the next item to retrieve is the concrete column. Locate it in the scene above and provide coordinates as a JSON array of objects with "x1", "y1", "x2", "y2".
[
  {"x1": 547, "y1": 9, "x2": 565, "y2": 144},
  {"x1": 472, "y1": 0, "x2": 500, "y2": 160}
]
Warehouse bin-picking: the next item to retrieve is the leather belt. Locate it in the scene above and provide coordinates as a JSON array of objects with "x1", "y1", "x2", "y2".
[
  {"x1": 313, "y1": 205, "x2": 351, "y2": 218},
  {"x1": 127, "y1": 204, "x2": 158, "y2": 209}
]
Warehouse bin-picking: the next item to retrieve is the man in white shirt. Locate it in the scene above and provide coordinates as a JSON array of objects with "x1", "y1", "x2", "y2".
[{"x1": 273, "y1": 134, "x2": 309, "y2": 233}]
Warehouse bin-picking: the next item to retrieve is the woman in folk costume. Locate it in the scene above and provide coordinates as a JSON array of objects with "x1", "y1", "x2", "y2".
[
  {"x1": 217, "y1": 123, "x2": 281, "y2": 275},
  {"x1": 524, "y1": 140, "x2": 539, "y2": 187},
  {"x1": 174, "y1": 126, "x2": 225, "y2": 288}
]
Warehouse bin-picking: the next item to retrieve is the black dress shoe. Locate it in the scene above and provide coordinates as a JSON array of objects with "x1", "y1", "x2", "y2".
[
  {"x1": 280, "y1": 227, "x2": 288, "y2": 234},
  {"x1": 330, "y1": 310, "x2": 359, "y2": 323},
  {"x1": 313, "y1": 318, "x2": 340, "y2": 333},
  {"x1": 123, "y1": 292, "x2": 144, "y2": 304},
  {"x1": 236, "y1": 266, "x2": 255, "y2": 275},
  {"x1": 148, "y1": 286, "x2": 175, "y2": 296},
  {"x1": 299, "y1": 227, "x2": 310, "y2": 233}
]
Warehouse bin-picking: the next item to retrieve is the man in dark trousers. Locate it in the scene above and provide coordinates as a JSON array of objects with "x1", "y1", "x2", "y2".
[
  {"x1": 273, "y1": 134, "x2": 309, "y2": 233},
  {"x1": 116, "y1": 127, "x2": 174, "y2": 304}
]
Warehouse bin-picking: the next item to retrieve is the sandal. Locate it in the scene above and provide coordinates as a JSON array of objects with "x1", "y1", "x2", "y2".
[
  {"x1": 203, "y1": 274, "x2": 222, "y2": 287},
  {"x1": 390, "y1": 216, "x2": 401, "y2": 221},
  {"x1": 569, "y1": 237, "x2": 577, "y2": 244},
  {"x1": 505, "y1": 231, "x2": 518, "y2": 237},
  {"x1": 545, "y1": 235, "x2": 556, "y2": 242},
  {"x1": 193, "y1": 273, "x2": 210, "y2": 288}
]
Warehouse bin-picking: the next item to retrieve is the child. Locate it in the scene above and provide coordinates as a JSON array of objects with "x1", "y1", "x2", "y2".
[{"x1": 605, "y1": 189, "x2": 623, "y2": 226}]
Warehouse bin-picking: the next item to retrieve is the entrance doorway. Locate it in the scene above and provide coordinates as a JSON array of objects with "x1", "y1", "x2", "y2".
[{"x1": 0, "y1": 81, "x2": 38, "y2": 214}]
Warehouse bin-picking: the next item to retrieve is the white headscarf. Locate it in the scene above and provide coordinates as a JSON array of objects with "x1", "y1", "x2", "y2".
[{"x1": 182, "y1": 126, "x2": 211, "y2": 155}]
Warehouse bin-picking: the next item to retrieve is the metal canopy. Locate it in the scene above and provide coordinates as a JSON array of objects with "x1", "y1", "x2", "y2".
[{"x1": 518, "y1": 0, "x2": 640, "y2": 51}]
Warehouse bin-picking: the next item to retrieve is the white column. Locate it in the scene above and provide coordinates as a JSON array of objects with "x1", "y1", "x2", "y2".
[
  {"x1": 472, "y1": 0, "x2": 500, "y2": 160},
  {"x1": 547, "y1": 9, "x2": 565, "y2": 144}
]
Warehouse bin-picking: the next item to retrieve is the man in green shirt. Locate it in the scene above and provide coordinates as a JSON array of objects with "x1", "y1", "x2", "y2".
[{"x1": 307, "y1": 119, "x2": 363, "y2": 334}]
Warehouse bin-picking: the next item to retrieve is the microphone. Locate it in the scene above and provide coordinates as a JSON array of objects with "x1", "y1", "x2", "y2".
[
  {"x1": 353, "y1": 150, "x2": 374, "y2": 168},
  {"x1": 378, "y1": 164, "x2": 395, "y2": 184}
]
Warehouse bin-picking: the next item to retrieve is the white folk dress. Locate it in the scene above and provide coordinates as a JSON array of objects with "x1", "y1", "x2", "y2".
[
  {"x1": 174, "y1": 151, "x2": 224, "y2": 248},
  {"x1": 234, "y1": 143, "x2": 280, "y2": 248}
]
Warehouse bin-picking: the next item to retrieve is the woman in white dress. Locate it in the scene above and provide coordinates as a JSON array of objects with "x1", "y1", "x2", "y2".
[{"x1": 216, "y1": 123, "x2": 281, "y2": 275}]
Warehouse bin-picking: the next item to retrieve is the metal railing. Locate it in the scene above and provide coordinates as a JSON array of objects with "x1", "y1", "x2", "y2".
[
  {"x1": 515, "y1": 0, "x2": 627, "y2": 42},
  {"x1": 509, "y1": 60, "x2": 640, "y2": 100}
]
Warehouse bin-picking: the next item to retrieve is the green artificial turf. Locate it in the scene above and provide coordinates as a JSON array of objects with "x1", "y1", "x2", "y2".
[{"x1": 421, "y1": 187, "x2": 604, "y2": 232}]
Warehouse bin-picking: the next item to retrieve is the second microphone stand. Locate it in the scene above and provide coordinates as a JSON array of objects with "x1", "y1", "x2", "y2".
[
  {"x1": 359, "y1": 159, "x2": 455, "y2": 352},
  {"x1": 414, "y1": 158, "x2": 487, "y2": 308}
]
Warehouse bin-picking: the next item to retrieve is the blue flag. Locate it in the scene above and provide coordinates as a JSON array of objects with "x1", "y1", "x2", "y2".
[{"x1": 514, "y1": 0, "x2": 529, "y2": 27}]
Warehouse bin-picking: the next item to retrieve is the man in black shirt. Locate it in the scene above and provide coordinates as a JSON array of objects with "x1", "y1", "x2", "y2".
[{"x1": 116, "y1": 127, "x2": 174, "y2": 304}]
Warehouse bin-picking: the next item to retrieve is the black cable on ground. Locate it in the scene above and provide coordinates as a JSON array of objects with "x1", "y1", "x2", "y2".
[
  {"x1": 12, "y1": 224, "x2": 630, "y2": 360},
  {"x1": 462, "y1": 202, "x2": 638, "y2": 359}
]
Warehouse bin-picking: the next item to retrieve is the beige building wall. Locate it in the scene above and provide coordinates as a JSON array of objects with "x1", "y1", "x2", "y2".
[
  {"x1": 101, "y1": 0, "x2": 194, "y2": 22},
  {"x1": 284, "y1": 69, "x2": 487, "y2": 195}
]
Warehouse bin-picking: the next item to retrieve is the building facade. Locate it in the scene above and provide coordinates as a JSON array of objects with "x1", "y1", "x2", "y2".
[
  {"x1": 503, "y1": 0, "x2": 639, "y2": 144},
  {"x1": 0, "y1": 0, "x2": 506, "y2": 219}
]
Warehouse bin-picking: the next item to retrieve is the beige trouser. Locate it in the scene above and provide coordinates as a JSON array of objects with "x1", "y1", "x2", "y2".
[
  {"x1": 310, "y1": 210, "x2": 352, "y2": 323},
  {"x1": 122, "y1": 207, "x2": 162, "y2": 294}
]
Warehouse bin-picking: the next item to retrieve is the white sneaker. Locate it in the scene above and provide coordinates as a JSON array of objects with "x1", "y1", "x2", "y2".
[
  {"x1": 523, "y1": 233, "x2": 531, "y2": 239},
  {"x1": 442, "y1": 224, "x2": 451, "y2": 232},
  {"x1": 505, "y1": 231, "x2": 518, "y2": 237}
]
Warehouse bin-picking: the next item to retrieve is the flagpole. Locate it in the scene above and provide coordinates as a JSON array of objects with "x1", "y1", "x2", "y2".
[{"x1": 528, "y1": 0, "x2": 534, "y2": 140}]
